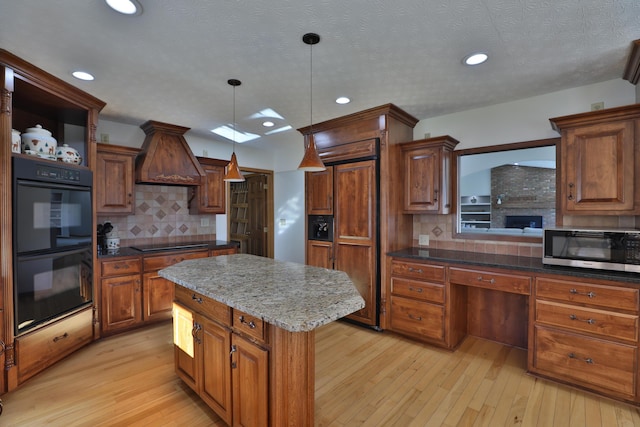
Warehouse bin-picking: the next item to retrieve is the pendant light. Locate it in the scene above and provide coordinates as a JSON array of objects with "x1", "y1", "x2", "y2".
[
  {"x1": 298, "y1": 33, "x2": 326, "y2": 172},
  {"x1": 224, "y1": 78, "x2": 245, "y2": 182}
]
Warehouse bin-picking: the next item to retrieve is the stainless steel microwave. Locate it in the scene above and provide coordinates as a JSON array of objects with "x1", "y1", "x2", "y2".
[{"x1": 543, "y1": 227, "x2": 640, "y2": 273}]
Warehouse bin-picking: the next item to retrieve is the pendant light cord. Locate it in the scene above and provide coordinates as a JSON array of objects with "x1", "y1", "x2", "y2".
[{"x1": 309, "y1": 39, "x2": 313, "y2": 136}]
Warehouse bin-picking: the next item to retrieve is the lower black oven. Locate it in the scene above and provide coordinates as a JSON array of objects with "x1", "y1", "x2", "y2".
[{"x1": 12, "y1": 157, "x2": 93, "y2": 334}]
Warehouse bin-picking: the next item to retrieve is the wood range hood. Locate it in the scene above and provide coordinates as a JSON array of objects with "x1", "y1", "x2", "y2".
[{"x1": 135, "y1": 120, "x2": 206, "y2": 186}]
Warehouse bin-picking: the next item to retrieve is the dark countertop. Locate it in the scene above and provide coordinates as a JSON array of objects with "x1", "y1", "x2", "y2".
[
  {"x1": 388, "y1": 247, "x2": 640, "y2": 285},
  {"x1": 98, "y1": 240, "x2": 237, "y2": 259}
]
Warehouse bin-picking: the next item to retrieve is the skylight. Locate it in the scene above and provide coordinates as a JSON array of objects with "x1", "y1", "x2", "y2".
[
  {"x1": 264, "y1": 125, "x2": 292, "y2": 135},
  {"x1": 211, "y1": 125, "x2": 260, "y2": 143}
]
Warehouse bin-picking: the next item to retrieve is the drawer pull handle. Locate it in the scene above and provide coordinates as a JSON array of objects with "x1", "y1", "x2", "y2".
[
  {"x1": 568, "y1": 353, "x2": 594, "y2": 364},
  {"x1": 569, "y1": 289, "x2": 596, "y2": 298},
  {"x1": 477, "y1": 276, "x2": 495, "y2": 284},
  {"x1": 192, "y1": 322, "x2": 202, "y2": 344},
  {"x1": 239, "y1": 315, "x2": 256, "y2": 329},
  {"x1": 408, "y1": 314, "x2": 423, "y2": 321},
  {"x1": 408, "y1": 286, "x2": 423, "y2": 293},
  {"x1": 408, "y1": 267, "x2": 423, "y2": 274},
  {"x1": 191, "y1": 294, "x2": 203, "y2": 304},
  {"x1": 569, "y1": 314, "x2": 596, "y2": 324},
  {"x1": 53, "y1": 332, "x2": 68, "y2": 343}
]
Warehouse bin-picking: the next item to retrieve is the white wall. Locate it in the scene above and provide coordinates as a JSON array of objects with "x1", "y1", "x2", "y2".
[
  {"x1": 414, "y1": 79, "x2": 636, "y2": 148},
  {"x1": 273, "y1": 170, "x2": 305, "y2": 263}
]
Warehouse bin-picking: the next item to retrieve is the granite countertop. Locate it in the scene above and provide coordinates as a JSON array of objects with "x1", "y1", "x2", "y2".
[
  {"x1": 159, "y1": 254, "x2": 365, "y2": 332},
  {"x1": 388, "y1": 247, "x2": 640, "y2": 285},
  {"x1": 98, "y1": 240, "x2": 237, "y2": 259}
]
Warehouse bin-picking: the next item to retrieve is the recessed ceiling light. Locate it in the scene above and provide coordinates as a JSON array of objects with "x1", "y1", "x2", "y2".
[
  {"x1": 463, "y1": 52, "x2": 488, "y2": 66},
  {"x1": 262, "y1": 121, "x2": 274, "y2": 127},
  {"x1": 336, "y1": 97, "x2": 350, "y2": 105},
  {"x1": 105, "y1": 0, "x2": 142, "y2": 15},
  {"x1": 72, "y1": 71, "x2": 95, "y2": 81}
]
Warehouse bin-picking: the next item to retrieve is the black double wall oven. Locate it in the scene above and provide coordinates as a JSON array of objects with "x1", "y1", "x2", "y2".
[{"x1": 12, "y1": 157, "x2": 93, "y2": 335}]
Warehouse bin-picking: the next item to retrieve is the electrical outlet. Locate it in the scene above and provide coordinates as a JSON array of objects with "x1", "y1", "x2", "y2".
[
  {"x1": 418, "y1": 234, "x2": 429, "y2": 246},
  {"x1": 100, "y1": 133, "x2": 109, "y2": 143},
  {"x1": 200, "y1": 217, "x2": 209, "y2": 227},
  {"x1": 424, "y1": 132, "x2": 431, "y2": 139},
  {"x1": 203, "y1": 149, "x2": 208, "y2": 157},
  {"x1": 591, "y1": 101, "x2": 604, "y2": 111}
]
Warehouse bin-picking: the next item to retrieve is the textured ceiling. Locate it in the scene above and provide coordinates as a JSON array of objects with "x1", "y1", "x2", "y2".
[{"x1": 0, "y1": 0, "x2": 638, "y2": 151}]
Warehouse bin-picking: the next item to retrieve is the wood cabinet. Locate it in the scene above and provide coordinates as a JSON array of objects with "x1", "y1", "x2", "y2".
[
  {"x1": 305, "y1": 167, "x2": 333, "y2": 215},
  {"x1": 530, "y1": 275, "x2": 640, "y2": 401},
  {"x1": 0, "y1": 49, "x2": 105, "y2": 393},
  {"x1": 550, "y1": 104, "x2": 640, "y2": 215},
  {"x1": 389, "y1": 258, "x2": 465, "y2": 348},
  {"x1": 174, "y1": 286, "x2": 268, "y2": 426},
  {"x1": 142, "y1": 249, "x2": 209, "y2": 324},
  {"x1": 189, "y1": 157, "x2": 227, "y2": 214},
  {"x1": 96, "y1": 144, "x2": 138, "y2": 214},
  {"x1": 100, "y1": 247, "x2": 228, "y2": 336},
  {"x1": 400, "y1": 136, "x2": 459, "y2": 213},
  {"x1": 100, "y1": 257, "x2": 143, "y2": 335},
  {"x1": 15, "y1": 307, "x2": 93, "y2": 384},
  {"x1": 301, "y1": 104, "x2": 418, "y2": 330}
]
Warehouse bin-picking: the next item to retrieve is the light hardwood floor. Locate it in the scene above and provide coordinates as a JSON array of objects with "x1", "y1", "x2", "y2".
[{"x1": 1, "y1": 320, "x2": 640, "y2": 426}]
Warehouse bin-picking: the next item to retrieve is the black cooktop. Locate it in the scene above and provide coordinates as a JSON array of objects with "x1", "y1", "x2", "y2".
[{"x1": 130, "y1": 242, "x2": 209, "y2": 252}]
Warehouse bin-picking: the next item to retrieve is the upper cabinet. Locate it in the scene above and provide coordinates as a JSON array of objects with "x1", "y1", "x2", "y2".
[
  {"x1": 189, "y1": 157, "x2": 227, "y2": 214},
  {"x1": 305, "y1": 167, "x2": 333, "y2": 215},
  {"x1": 550, "y1": 104, "x2": 640, "y2": 215},
  {"x1": 400, "y1": 136, "x2": 459, "y2": 214},
  {"x1": 96, "y1": 144, "x2": 138, "y2": 215}
]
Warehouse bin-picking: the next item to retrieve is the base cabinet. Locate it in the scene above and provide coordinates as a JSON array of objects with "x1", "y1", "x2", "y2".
[
  {"x1": 16, "y1": 307, "x2": 93, "y2": 384},
  {"x1": 529, "y1": 276, "x2": 640, "y2": 402},
  {"x1": 174, "y1": 286, "x2": 268, "y2": 426},
  {"x1": 100, "y1": 257, "x2": 143, "y2": 334}
]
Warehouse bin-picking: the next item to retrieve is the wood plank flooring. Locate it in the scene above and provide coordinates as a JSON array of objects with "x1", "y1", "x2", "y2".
[{"x1": 1, "y1": 320, "x2": 640, "y2": 426}]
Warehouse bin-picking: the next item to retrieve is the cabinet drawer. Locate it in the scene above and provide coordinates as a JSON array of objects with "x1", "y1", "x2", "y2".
[
  {"x1": 175, "y1": 285, "x2": 230, "y2": 326},
  {"x1": 449, "y1": 267, "x2": 531, "y2": 295},
  {"x1": 391, "y1": 277, "x2": 444, "y2": 304},
  {"x1": 144, "y1": 250, "x2": 209, "y2": 272},
  {"x1": 533, "y1": 326, "x2": 636, "y2": 397},
  {"x1": 17, "y1": 308, "x2": 93, "y2": 383},
  {"x1": 101, "y1": 257, "x2": 141, "y2": 277},
  {"x1": 232, "y1": 308, "x2": 265, "y2": 342},
  {"x1": 391, "y1": 260, "x2": 445, "y2": 283},
  {"x1": 536, "y1": 300, "x2": 638, "y2": 342},
  {"x1": 536, "y1": 277, "x2": 638, "y2": 312},
  {"x1": 390, "y1": 296, "x2": 444, "y2": 341}
]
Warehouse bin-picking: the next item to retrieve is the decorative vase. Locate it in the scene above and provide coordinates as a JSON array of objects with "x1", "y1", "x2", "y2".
[
  {"x1": 11, "y1": 129, "x2": 21, "y2": 153},
  {"x1": 56, "y1": 144, "x2": 82, "y2": 164},
  {"x1": 21, "y1": 124, "x2": 57, "y2": 155}
]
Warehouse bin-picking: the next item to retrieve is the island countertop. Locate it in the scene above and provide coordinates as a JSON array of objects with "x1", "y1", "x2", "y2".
[{"x1": 159, "y1": 253, "x2": 365, "y2": 332}]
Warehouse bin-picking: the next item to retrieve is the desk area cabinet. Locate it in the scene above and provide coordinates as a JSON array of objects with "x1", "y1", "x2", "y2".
[{"x1": 389, "y1": 250, "x2": 640, "y2": 405}]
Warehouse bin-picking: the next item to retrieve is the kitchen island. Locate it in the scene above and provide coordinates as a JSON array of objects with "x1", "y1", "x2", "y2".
[{"x1": 159, "y1": 254, "x2": 364, "y2": 426}]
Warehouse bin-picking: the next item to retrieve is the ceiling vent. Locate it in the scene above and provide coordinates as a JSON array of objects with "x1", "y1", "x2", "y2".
[{"x1": 135, "y1": 120, "x2": 206, "y2": 185}]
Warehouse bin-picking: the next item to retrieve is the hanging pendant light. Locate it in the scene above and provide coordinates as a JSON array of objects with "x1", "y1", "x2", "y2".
[
  {"x1": 224, "y1": 78, "x2": 245, "y2": 182},
  {"x1": 298, "y1": 33, "x2": 326, "y2": 172}
]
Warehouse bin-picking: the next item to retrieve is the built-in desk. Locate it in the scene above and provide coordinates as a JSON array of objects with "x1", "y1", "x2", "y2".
[{"x1": 388, "y1": 247, "x2": 640, "y2": 405}]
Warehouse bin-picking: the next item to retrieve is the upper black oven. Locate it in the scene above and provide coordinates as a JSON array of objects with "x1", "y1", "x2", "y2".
[{"x1": 13, "y1": 157, "x2": 93, "y2": 254}]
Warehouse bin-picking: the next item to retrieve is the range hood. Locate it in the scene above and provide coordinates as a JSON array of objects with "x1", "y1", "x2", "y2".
[{"x1": 135, "y1": 120, "x2": 206, "y2": 185}]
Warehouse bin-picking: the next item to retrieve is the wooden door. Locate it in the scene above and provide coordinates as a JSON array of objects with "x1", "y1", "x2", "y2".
[
  {"x1": 199, "y1": 314, "x2": 232, "y2": 426},
  {"x1": 306, "y1": 240, "x2": 333, "y2": 269},
  {"x1": 101, "y1": 274, "x2": 142, "y2": 333},
  {"x1": 306, "y1": 168, "x2": 333, "y2": 215},
  {"x1": 246, "y1": 174, "x2": 267, "y2": 257},
  {"x1": 142, "y1": 273, "x2": 174, "y2": 323},
  {"x1": 173, "y1": 303, "x2": 198, "y2": 392},
  {"x1": 562, "y1": 120, "x2": 636, "y2": 213},
  {"x1": 334, "y1": 160, "x2": 378, "y2": 326},
  {"x1": 190, "y1": 160, "x2": 226, "y2": 214},
  {"x1": 404, "y1": 145, "x2": 440, "y2": 212},
  {"x1": 96, "y1": 149, "x2": 135, "y2": 214},
  {"x1": 231, "y1": 334, "x2": 268, "y2": 427}
]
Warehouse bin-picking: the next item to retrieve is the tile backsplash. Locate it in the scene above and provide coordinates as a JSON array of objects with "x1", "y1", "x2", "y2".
[{"x1": 98, "y1": 184, "x2": 216, "y2": 246}]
